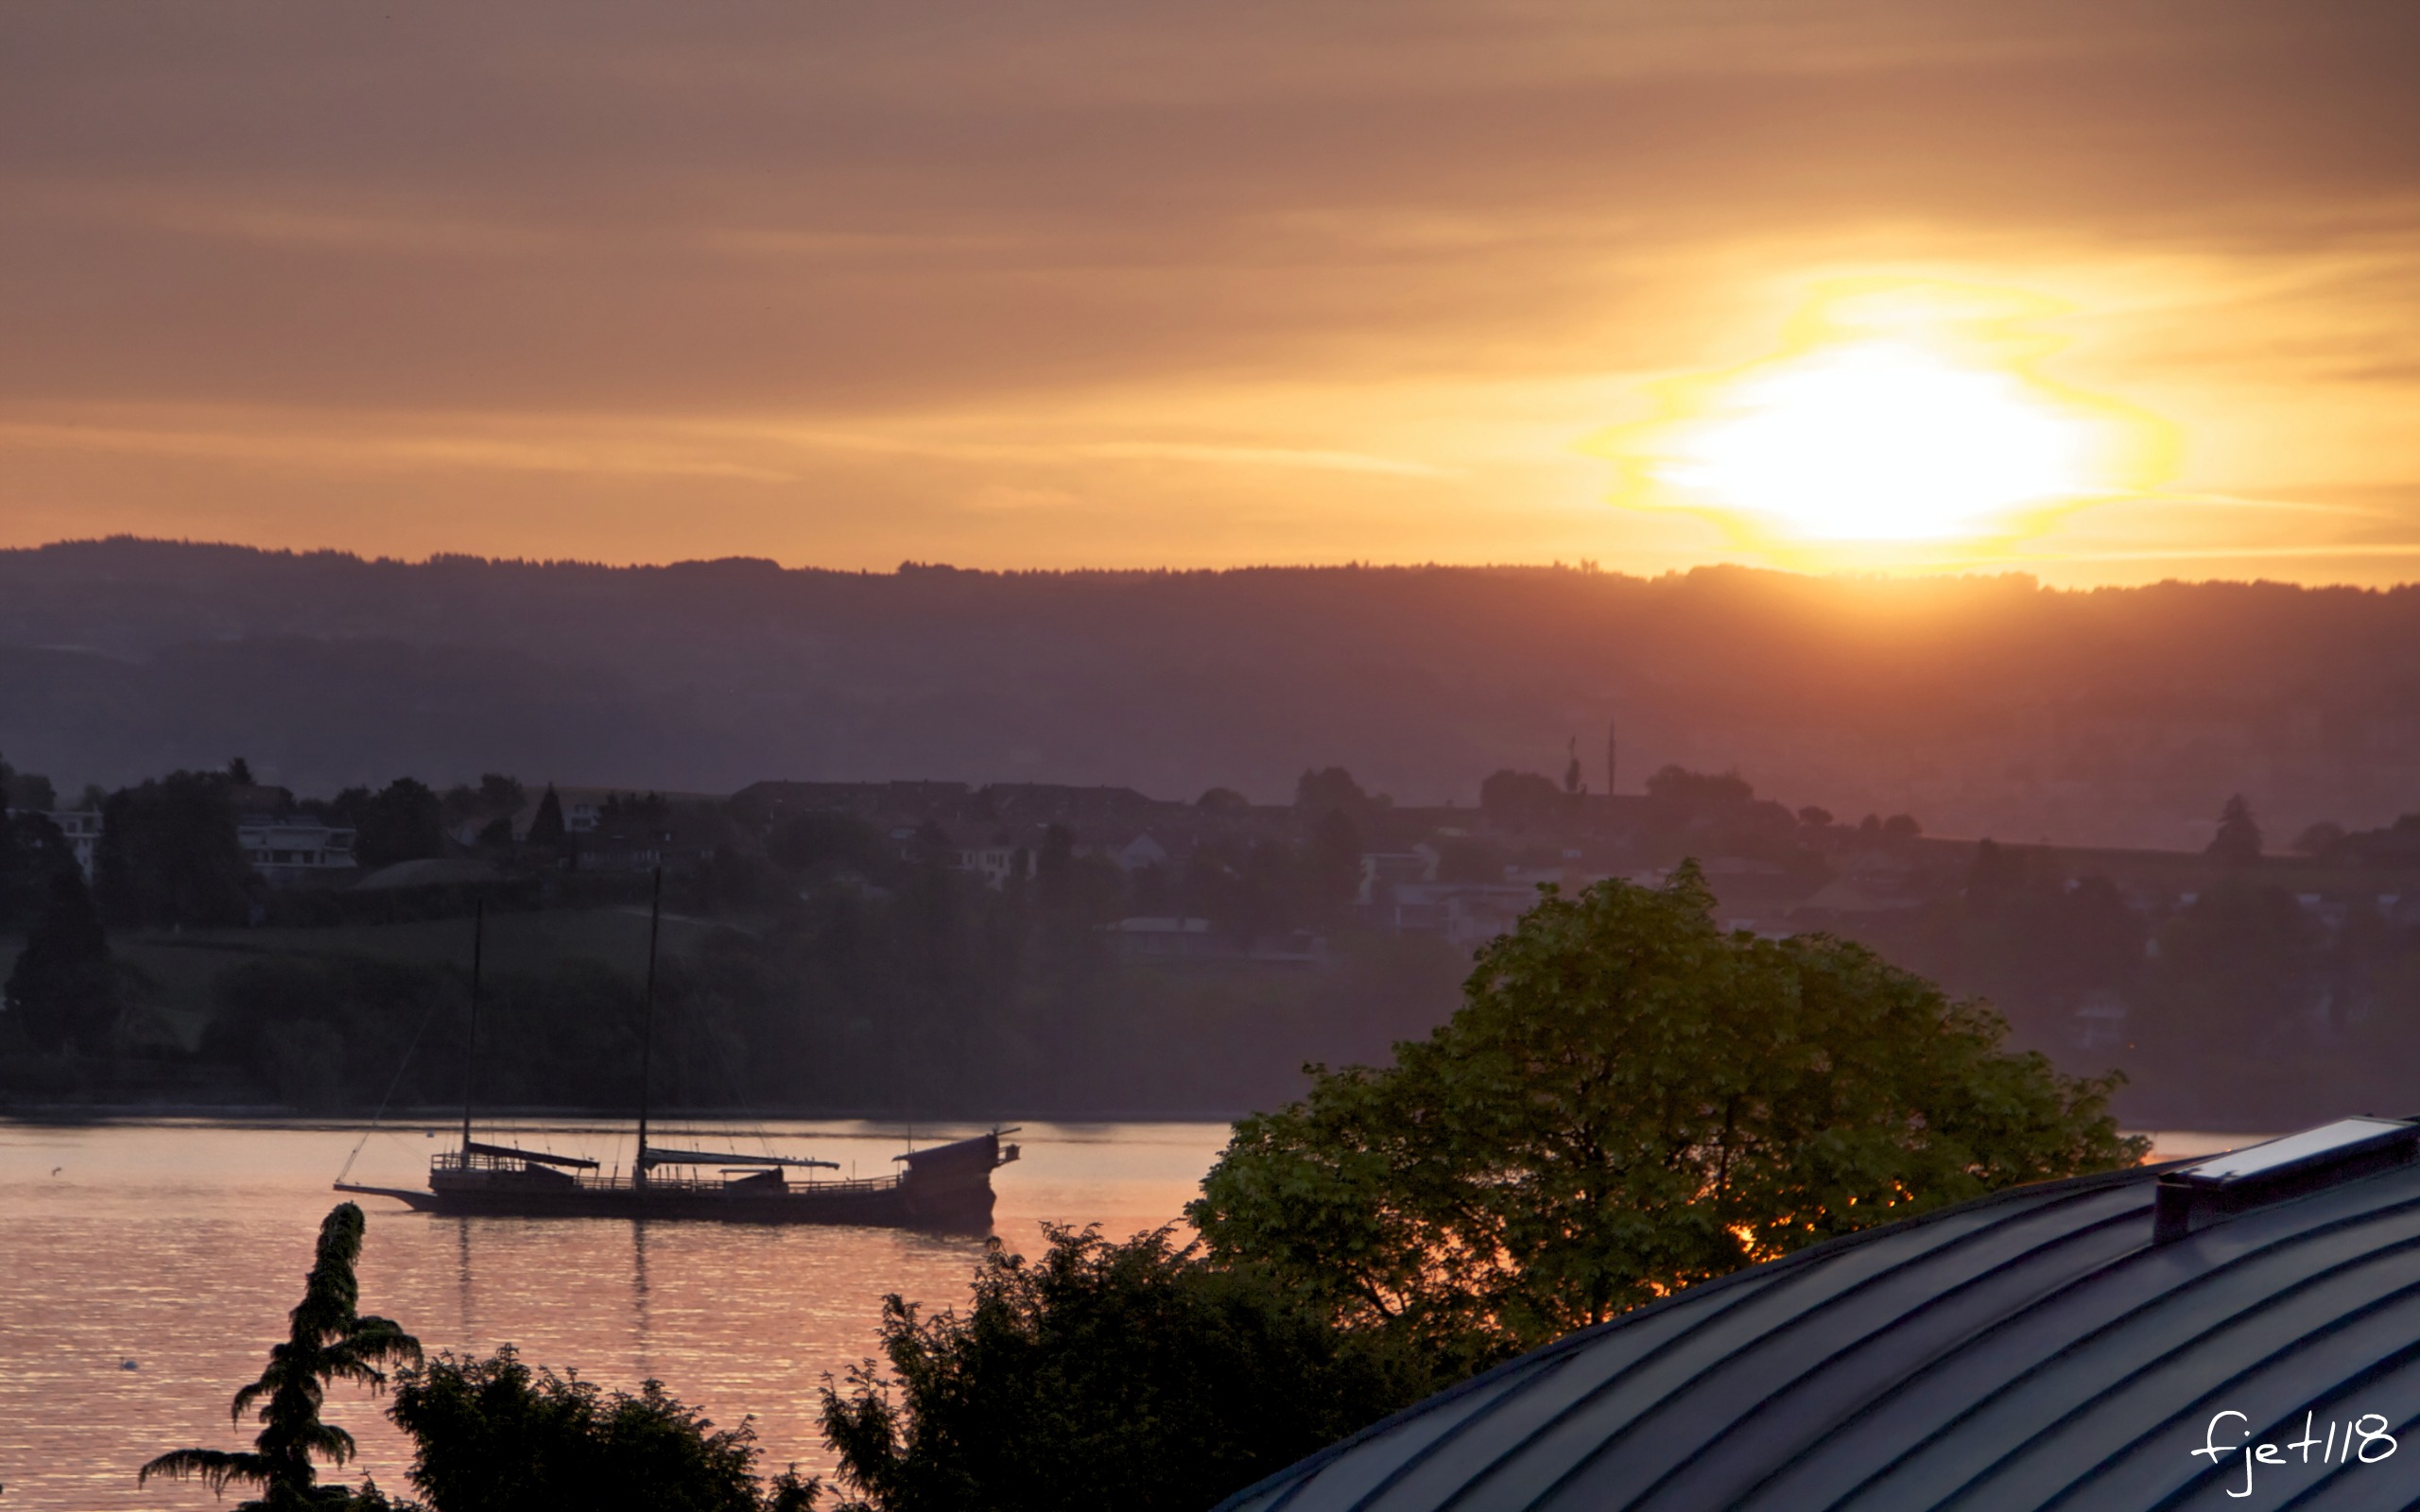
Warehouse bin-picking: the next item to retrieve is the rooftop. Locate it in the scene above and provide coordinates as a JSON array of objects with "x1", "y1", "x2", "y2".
[{"x1": 1222, "y1": 1117, "x2": 2420, "y2": 1512}]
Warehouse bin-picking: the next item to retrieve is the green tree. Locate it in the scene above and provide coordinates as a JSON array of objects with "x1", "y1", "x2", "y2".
[
  {"x1": 141, "y1": 1203, "x2": 422, "y2": 1510},
  {"x1": 1643, "y1": 765, "x2": 1754, "y2": 810},
  {"x1": 0, "y1": 808, "x2": 82, "y2": 934},
  {"x1": 2208, "y1": 793, "x2": 2263, "y2": 866},
  {"x1": 526, "y1": 782, "x2": 568, "y2": 846},
  {"x1": 1293, "y1": 766, "x2": 1370, "y2": 819},
  {"x1": 5, "y1": 763, "x2": 58, "y2": 812},
  {"x1": 1189, "y1": 866, "x2": 2145, "y2": 1361},
  {"x1": 1478, "y1": 768, "x2": 1563, "y2": 826},
  {"x1": 819, "y1": 1227, "x2": 1426, "y2": 1512},
  {"x1": 340, "y1": 779, "x2": 447, "y2": 868},
  {"x1": 476, "y1": 773, "x2": 526, "y2": 813},
  {"x1": 95, "y1": 769, "x2": 256, "y2": 927},
  {"x1": 4, "y1": 861, "x2": 120, "y2": 1053},
  {"x1": 387, "y1": 1348, "x2": 815, "y2": 1512}
]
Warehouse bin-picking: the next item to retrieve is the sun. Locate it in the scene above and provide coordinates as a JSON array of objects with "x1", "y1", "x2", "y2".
[
  {"x1": 1593, "y1": 280, "x2": 2174, "y2": 558},
  {"x1": 1657, "y1": 340, "x2": 2083, "y2": 541}
]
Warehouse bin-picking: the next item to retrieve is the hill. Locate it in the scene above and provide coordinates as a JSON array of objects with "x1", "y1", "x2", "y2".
[{"x1": 5, "y1": 538, "x2": 2419, "y2": 850}]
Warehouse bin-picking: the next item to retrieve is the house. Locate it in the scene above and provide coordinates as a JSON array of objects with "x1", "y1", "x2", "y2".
[
  {"x1": 1373, "y1": 881, "x2": 1541, "y2": 948},
  {"x1": 1222, "y1": 1117, "x2": 2420, "y2": 1512},
  {"x1": 1088, "y1": 833, "x2": 1172, "y2": 873},
  {"x1": 957, "y1": 841, "x2": 1031, "y2": 888},
  {"x1": 1357, "y1": 847, "x2": 1440, "y2": 905},
  {"x1": 237, "y1": 816, "x2": 357, "y2": 883}
]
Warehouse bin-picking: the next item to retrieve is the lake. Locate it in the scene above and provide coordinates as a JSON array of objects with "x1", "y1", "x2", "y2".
[
  {"x1": 0, "y1": 1121, "x2": 2249, "y2": 1510},
  {"x1": 0, "y1": 1117, "x2": 1233, "y2": 1511}
]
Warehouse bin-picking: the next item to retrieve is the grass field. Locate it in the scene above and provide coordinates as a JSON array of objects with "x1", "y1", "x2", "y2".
[{"x1": 6, "y1": 906, "x2": 734, "y2": 1049}]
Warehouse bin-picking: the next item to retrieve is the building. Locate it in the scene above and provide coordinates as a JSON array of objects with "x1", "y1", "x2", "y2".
[
  {"x1": 1357, "y1": 847, "x2": 1440, "y2": 904},
  {"x1": 1370, "y1": 881, "x2": 1541, "y2": 948},
  {"x1": 957, "y1": 840, "x2": 1032, "y2": 889},
  {"x1": 237, "y1": 816, "x2": 357, "y2": 883},
  {"x1": 1221, "y1": 1117, "x2": 2420, "y2": 1512},
  {"x1": 1080, "y1": 832, "x2": 1173, "y2": 873}
]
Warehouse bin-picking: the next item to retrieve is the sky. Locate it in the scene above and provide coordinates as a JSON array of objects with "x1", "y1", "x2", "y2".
[{"x1": 5, "y1": 1, "x2": 2420, "y2": 584}]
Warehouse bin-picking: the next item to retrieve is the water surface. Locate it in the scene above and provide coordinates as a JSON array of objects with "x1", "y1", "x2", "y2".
[
  {"x1": 0, "y1": 1118, "x2": 1229, "y2": 1511},
  {"x1": 0, "y1": 1121, "x2": 2237, "y2": 1510}
]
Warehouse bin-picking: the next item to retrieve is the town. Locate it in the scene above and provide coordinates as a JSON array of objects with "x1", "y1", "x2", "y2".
[{"x1": 8, "y1": 742, "x2": 2419, "y2": 1128}]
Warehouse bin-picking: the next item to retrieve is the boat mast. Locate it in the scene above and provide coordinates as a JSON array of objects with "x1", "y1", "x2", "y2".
[
  {"x1": 459, "y1": 900, "x2": 485, "y2": 1155},
  {"x1": 634, "y1": 867, "x2": 664, "y2": 1183}
]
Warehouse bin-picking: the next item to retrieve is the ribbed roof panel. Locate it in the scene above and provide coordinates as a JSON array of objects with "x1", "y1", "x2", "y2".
[{"x1": 1219, "y1": 1140, "x2": 2420, "y2": 1512}]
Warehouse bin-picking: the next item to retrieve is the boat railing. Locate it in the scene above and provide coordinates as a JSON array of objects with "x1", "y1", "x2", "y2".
[{"x1": 434, "y1": 1152, "x2": 902, "y2": 1196}]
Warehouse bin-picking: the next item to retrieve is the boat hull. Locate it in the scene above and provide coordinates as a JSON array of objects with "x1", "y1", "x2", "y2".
[{"x1": 337, "y1": 1131, "x2": 1011, "y2": 1234}]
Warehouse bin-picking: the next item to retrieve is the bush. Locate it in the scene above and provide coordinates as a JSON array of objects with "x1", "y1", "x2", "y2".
[
  {"x1": 389, "y1": 1347, "x2": 815, "y2": 1512},
  {"x1": 819, "y1": 1226, "x2": 1430, "y2": 1512}
]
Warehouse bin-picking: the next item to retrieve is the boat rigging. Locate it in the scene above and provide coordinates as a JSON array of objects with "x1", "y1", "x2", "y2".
[{"x1": 337, "y1": 869, "x2": 1016, "y2": 1230}]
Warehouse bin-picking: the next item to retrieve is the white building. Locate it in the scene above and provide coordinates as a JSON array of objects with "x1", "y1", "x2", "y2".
[
  {"x1": 956, "y1": 843, "x2": 1031, "y2": 888},
  {"x1": 238, "y1": 817, "x2": 357, "y2": 883}
]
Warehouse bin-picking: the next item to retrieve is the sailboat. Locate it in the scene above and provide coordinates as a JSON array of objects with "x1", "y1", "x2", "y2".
[{"x1": 337, "y1": 873, "x2": 1018, "y2": 1232}]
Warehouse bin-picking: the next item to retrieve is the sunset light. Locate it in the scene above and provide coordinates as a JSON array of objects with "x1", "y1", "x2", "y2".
[
  {"x1": 1655, "y1": 340, "x2": 2085, "y2": 541},
  {"x1": 1595, "y1": 282, "x2": 2177, "y2": 560},
  {"x1": 16, "y1": 10, "x2": 2420, "y2": 1507}
]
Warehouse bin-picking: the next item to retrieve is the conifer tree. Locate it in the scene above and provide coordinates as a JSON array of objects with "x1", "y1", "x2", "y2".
[{"x1": 141, "y1": 1203, "x2": 422, "y2": 1510}]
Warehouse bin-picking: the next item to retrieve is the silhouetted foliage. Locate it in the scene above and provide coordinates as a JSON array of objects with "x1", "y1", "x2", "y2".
[
  {"x1": 769, "y1": 812, "x2": 894, "y2": 879},
  {"x1": 600, "y1": 790, "x2": 670, "y2": 827},
  {"x1": 1644, "y1": 765, "x2": 1754, "y2": 809},
  {"x1": 4, "y1": 861, "x2": 120, "y2": 1054},
  {"x1": 0, "y1": 805, "x2": 83, "y2": 934},
  {"x1": 140, "y1": 1203, "x2": 421, "y2": 1511},
  {"x1": 526, "y1": 783, "x2": 567, "y2": 846},
  {"x1": 340, "y1": 779, "x2": 448, "y2": 868},
  {"x1": 1293, "y1": 766, "x2": 1377, "y2": 825},
  {"x1": 1478, "y1": 768, "x2": 1563, "y2": 826},
  {"x1": 388, "y1": 1348, "x2": 815, "y2": 1512},
  {"x1": 2294, "y1": 820, "x2": 2347, "y2": 856},
  {"x1": 95, "y1": 769, "x2": 254, "y2": 927},
  {"x1": 1191, "y1": 866, "x2": 2146, "y2": 1360},
  {"x1": 819, "y1": 1227, "x2": 1427, "y2": 1512},
  {"x1": 1, "y1": 748, "x2": 58, "y2": 812},
  {"x1": 2209, "y1": 793, "x2": 2264, "y2": 866}
]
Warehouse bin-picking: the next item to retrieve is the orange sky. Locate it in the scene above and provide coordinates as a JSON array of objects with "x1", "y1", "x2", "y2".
[{"x1": 5, "y1": 1, "x2": 2420, "y2": 585}]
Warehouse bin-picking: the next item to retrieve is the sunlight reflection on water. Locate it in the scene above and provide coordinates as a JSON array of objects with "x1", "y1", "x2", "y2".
[{"x1": 0, "y1": 1118, "x2": 1229, "y2": 1512}]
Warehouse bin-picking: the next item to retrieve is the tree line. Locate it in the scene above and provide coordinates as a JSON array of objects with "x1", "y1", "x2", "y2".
[{"x1": 1, "y1": 758, "x2": 1465, "y2": 1116}]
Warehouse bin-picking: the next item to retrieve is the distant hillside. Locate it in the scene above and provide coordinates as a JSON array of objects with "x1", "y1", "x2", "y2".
[{"x1": 6, "y1": 538, "x2": 2419, "y2": 850}]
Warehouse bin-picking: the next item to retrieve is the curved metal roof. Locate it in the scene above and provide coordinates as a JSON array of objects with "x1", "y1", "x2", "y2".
[{"x1": 1219, "y1": 1121, "x2": 2420, "y2": 1512}]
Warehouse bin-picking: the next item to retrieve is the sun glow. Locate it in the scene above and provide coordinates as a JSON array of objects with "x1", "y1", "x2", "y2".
[
  {"x1": 1660, "y1": 341, "x2": 2083, "y2": 541},
  {"x1": 1596, "y1": 281, "x2": 2175, "y2": 558}
]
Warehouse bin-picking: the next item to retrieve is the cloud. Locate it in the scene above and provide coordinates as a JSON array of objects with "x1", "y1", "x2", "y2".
[{"x1": 3, "y1": 1, "x2": 2418, "y2": 578}]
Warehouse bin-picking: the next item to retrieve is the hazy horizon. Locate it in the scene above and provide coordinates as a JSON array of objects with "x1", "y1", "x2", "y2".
[{"x1": 23, "y1": 532, "x2": 2420, "y2": 592}]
